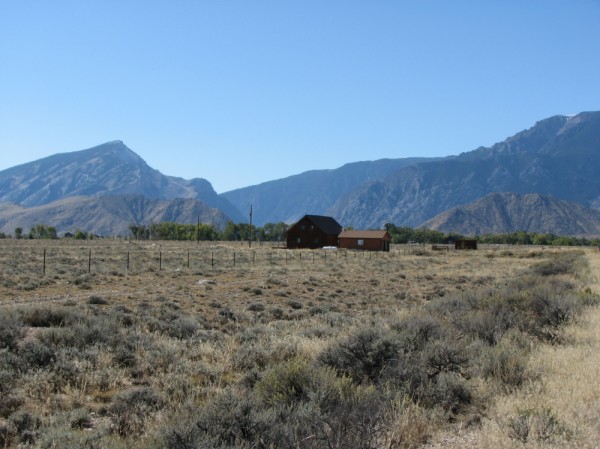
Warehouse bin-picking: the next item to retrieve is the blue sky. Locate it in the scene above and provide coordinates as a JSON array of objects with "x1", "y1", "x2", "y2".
[{"x1": 1, "y1": 1, "x2": 599, "y2": 193}]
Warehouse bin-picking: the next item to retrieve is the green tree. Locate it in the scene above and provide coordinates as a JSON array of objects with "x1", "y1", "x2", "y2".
[
  {"x1": 14, "y1": 227, "x2": 23, "y2": 239},
  {"x1": 129, "y1": 224, "x2": 150, "y2": 240},
  {"x1": 74, "y1": 230, "x2": 89, "y2": 240},
  {"x1": 28, "y1": 224, "x2": 58, "y2": 239}
]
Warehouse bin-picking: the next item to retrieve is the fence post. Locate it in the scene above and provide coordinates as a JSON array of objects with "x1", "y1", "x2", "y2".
[
  {"x1": 127, "y1": 251, "x2": 130, "y2": 272},
  {"x1": 43, "y1": 248, "x2": 46, "y2": 275},
  {"x1": 187, "y1": 251, "x2": 190, "y2": 269},
  {"x1": 159, "y1": 251, "x2": 162, "y2": 271},
  {"x1": 234, "y1": 252, "x2": 236, "y2": 267},
  {"x1": 211, "y1": 252, "x2": 214, "y2": 268},
  {"x1": 88, "y1": 249, "x2": 91, "y2": 273},
  {"x1": 253, "y1": 251, "x2": 255, "y2": 265}
]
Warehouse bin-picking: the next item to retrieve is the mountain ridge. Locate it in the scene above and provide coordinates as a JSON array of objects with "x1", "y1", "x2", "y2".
[
  {"x1": 329, "y1": 111, "x2": 600, "y2": 228},
  {"x1": 221, "y1": 156, "x2": 440, "y2": 226},
  {"x1": 420, "y1": 192, "x2": 600, "y2": 236},
  {"x1": 1, "y1": 111, "x2": 599, "y2": 236},
  {"x1": 0, "y1": 194, "x2": 230, "y2": 237},
  {"x1": 0, "y1": 140, "x2": 243, "y2": 222}
]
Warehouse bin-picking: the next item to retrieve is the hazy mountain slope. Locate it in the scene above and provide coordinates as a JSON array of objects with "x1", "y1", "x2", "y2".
[
  {"x1": 221, "y1": 157, "x2": 438, "y2": 226},
  {"x1": 0, "y1": 140, "x2": 243, "y2": 222},
  {"x1": 420, "y1": 192, "x2": 600, "y2": 236},
  {"x1": 330, "y1": 111, "x2": 600, "y2": 228},
  {"x1": 0, "y1": 194, "x2": 230, "y2": 237}
]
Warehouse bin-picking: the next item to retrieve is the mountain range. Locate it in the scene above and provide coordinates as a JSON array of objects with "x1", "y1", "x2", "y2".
[
  {"x1": 422, "y1": 192, "x2": 600, "y2": 236},
  {"x1": 0, "y1": 195, "x2": 230, "y2": 237},
  {"x1": 221, "y1": 156, "x2": 438, "y2": 225},
  {"x1": 0, "y1": 140, "x2": 242, "y2": 223},
  {"x1": 328, "y1": 112, "x2": 600, "y2": 229},
  {"x1": 0, "y1": 111, "x2": 599, "y2": 237}
]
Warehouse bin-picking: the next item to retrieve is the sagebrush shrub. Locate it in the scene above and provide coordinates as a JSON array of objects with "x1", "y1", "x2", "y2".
[
  {"x1": 506, "y1": 408, "x2": 572, "y2": 443},
  {"x1": 110, "y1": 387, "x2": 165, "y2": 436},
  {"x1": 471, "y1": 331, "x2": 531, "y2": 391},
  {"x1": 19, "y1": 306, "x2": 80, "y2": 328},
  {"x1": 390, "y1": 314, "x2": 446, "y2": 352},
  {"x1": 419, "y1": 372, "x2": 472, "y2": 414},
  {"x1": 318, "y1": 327, "x2": 401, "y2": 384},
  {"x1": 88, "y1": 295, "x2": 108, "y2": 305},
  {"x1": 0, "y1": 313, "x2": 23, "y2": 351},
  {"x1": 531, "y1": 251, "x2": 583, "y2": 277},
  {"x1": 20, "y1": 341, "x2": 56, "y2": 370}
]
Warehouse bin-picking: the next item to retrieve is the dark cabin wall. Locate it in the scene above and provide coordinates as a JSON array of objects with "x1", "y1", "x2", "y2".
[{"x1": 287, "y1": 216, "x2": 339, "y2": 249}]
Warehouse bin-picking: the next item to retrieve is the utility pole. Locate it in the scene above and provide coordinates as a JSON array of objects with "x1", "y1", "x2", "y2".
[{"x1": 249, "y1": 205, "x2": 253, "y2": 248}]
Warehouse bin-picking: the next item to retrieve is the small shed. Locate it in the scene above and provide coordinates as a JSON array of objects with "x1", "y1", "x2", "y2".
[
  {"x1": 455, "y1": 239, "x2": 478, "y2": 250},
  {"x1": 338, "y1": 230, "x2": 391, "y2": 251},
  {"x1": 286, "y1": 215, "x2": 343, "y2": 249}
]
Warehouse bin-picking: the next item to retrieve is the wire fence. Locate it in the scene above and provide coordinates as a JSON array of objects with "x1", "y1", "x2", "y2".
[{"x1": 0, "y1": 239, "x2": 429, "y2": 277}]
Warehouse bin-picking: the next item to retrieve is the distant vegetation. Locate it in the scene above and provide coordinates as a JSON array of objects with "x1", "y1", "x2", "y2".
[
  {"x1": 128, "y1": 221, "x2": 289, "y2": 242},
  {"x1": 12, "y1": 224, "x2": 58, "y2": 240},
  {"x1": 476, "y1": 231, "x2": 600, "y2": 247},
  {"x1": 384, "y1": 224, "x2": 600, "y2": 247},
  {"x1": 7, "y1": 222, "x2": 600, "y2": 246}
]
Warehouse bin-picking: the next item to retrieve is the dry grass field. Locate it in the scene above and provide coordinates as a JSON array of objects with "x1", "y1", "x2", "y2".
[{"x1": 0, "y1": 239, "x2": 598, "y2": 448}]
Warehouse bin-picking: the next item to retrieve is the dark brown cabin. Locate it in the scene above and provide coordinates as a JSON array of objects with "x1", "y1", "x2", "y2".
[
  {"x1": 455, "y1": 239, "x2": 478, "y2": 250},
  {"x1": 286, "y1": 215, "x2": 343, "y2": 249},
  {"x1": 338, "y1": 230, "x2": 391, "y2": 251}
]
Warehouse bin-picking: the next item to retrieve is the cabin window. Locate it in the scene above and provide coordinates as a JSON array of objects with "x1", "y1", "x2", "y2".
[
  {"x1": 357, "y1": 239, "x2": 364, "y2": 246},
  {"x1": 296, "y1": 238, "x2": 301, "y2": 243}
]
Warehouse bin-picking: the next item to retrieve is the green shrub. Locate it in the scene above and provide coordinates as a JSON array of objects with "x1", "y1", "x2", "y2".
[
  {"x1": 0, "y1": 370, "x2": 15, "y2": 395},
  {"x1": 255, "y1": 357, "x2": 319, "y2": 406},
  {"x1": 165, "y1": 317, "x2": 199, "y2": 339},
  {"x1": 163, "y1": 359, "x2": 391, "y2": 449},
  {"x1": 110, "y1": 387, "x2": 165, "y2": 437},
  {"x1": 88, "y1": 295, "x2": 108, "y2": 305},
  {"x1": 419, "y1": 372, "x2": 472, "y2": 414},
  {"x1": 112, "y1": 343, "x2": 137, "y2": 368},
  {"x1": 422, "y1": 340, "x2": 468, "y2": 379},
  {"x1": 0, "y1": 392, "x2": 24, "y2": 419},
  {"x1": 506, "y1": 408, "x2": 572, "y2": 443},
  {"x1": 69, "y1": 408, "x2": 93, "y2": 430},
  {"x1": 473, "y1": 335, "x2": 530, "y2": 391},
  {"x1": 286, "y1": 299, "x2": 303, "y2": 310},
  {"x1": 530, "y1": 251, "x2": 583, "y2": 277},
  {"x1": 390, "y1": 314, "x2": 445, "y2": 353},
  {"x1": 51, "y1": 352, "x2": 81, "y2": 391},
  {"x1": 0, "y1": 419, "x2": 16, "y2": 447},
  {"x1": 165, "y1": 389, "x2": 262, "y2": 448},
  {"x1": 9, "y1": 410, "x2": 41, "y2": 444},
  {"x1": 247, "y1": 303, "x2": 265, "y2": 312},
  {"x1": 20, "y1": 341, "x2": 56, "y2": 370},
  {"x1": 317, "y1": 327, "x2": 401, "y2": 384},
  {"x1": 19, "y1": 306, "x2": 80, "y2": 328},
  {"x1": 0, "y1": 313, "x2": 23, "y2": 351}
]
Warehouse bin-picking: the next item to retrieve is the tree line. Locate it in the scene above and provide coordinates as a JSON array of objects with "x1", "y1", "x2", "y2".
[
  {"x1": 128, "y1": 221, "x2": 289, "y2": 242},
  {"x1": 383, "y1": 224, "x2": 600, "y2": 246},
  {"x1": 2, "y1": 221, "x2": 599, "y2": 247}
]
